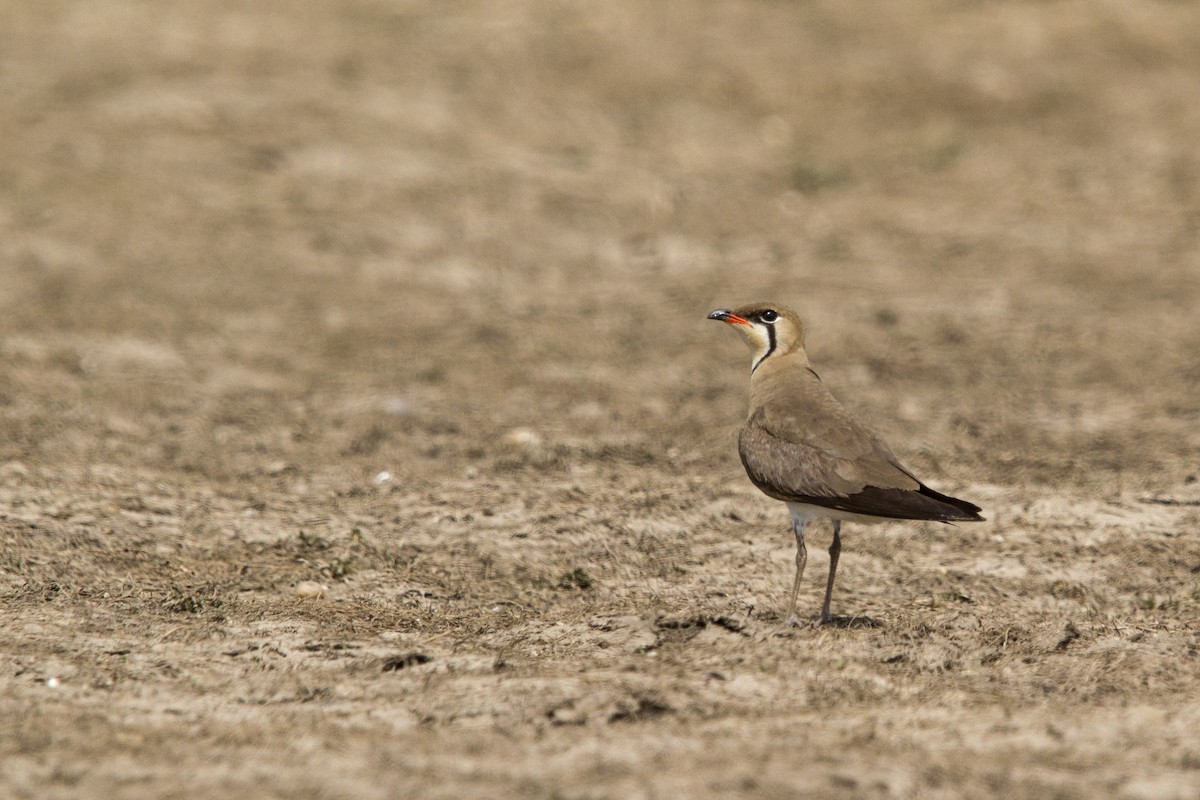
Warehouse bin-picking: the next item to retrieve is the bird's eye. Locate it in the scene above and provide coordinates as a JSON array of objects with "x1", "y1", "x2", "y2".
[{"x1": 760, "y1": 310, "x2": 779, "y2": 323}]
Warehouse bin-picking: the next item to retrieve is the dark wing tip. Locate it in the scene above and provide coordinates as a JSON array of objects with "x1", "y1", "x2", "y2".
[
  {"x1": 778, "y1": 485, "x2": 984, "y2": 522},
  {"x1": 917, "y1": 483, "x2": 984, "y2": 521}
]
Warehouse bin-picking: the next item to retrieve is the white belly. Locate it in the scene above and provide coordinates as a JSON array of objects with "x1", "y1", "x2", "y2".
[{"x1": 787, "y1": 501, "x2": 890, "y2": 525}]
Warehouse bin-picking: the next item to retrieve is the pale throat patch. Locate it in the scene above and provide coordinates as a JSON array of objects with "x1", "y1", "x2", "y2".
[{"x1": 749, "y1": 324, "x2": 777, "y2": 373}]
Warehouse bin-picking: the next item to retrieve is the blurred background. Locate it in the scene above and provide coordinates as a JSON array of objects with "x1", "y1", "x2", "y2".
[{"x1": 2, "y1": 1, "x2": 1198, "y2": 492}]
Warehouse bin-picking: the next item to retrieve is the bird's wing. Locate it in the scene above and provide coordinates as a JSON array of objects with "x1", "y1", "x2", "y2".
[
  {"x1": 739, "y1": 368, "x2": 982, "y2": 520},
  {"x1": 737, "y1": 423, "x2": 980, "y2": 520}
]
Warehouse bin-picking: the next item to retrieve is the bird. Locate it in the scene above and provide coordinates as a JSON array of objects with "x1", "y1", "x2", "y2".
[{"x1": 707, "y1": 303, "x2": 983, "y2": 627}]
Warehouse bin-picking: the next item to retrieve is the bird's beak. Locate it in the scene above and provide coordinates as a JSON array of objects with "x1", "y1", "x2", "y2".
[{"x1": 707, "y1": 308, "x2": 751, "y2": 326}]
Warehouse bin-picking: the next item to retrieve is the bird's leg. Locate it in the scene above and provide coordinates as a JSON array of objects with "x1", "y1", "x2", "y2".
[
  {"x1": 785, "y1": 515, "x2": 808, "y2": 627},
  {"x1": 817, "y1": 521, "x2": 842, "y2": 625}
]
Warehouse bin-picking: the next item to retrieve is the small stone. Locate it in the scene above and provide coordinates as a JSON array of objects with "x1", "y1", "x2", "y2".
[
  {"x1": 295, "y1": 581, "x2": 328, "y2": 599},
  {"x1": 503, "y1": 427, "x2": 542, "y2": 448}
]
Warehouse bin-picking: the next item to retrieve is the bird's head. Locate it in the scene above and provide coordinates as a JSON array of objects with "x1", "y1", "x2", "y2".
[{"x1": 707, "y1": 303, "x2": 805, "y2": 372}]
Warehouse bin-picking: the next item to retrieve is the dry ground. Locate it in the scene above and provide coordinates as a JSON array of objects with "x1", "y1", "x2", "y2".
[{"x1": 2, "y1": 1, "x2": 1200, "y2": 798}]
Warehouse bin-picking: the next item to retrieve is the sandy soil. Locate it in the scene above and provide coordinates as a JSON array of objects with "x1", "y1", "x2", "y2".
[{"x1": 2, "y1": 2, "x2": 1199, "y2": 798}]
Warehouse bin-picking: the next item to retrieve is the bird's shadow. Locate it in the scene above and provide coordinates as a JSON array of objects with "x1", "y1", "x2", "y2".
[
  {"x1": 769, "y1": 614, "x2": 884, "y2": 636},
  {"x1": 822, "y1": 614, "x2": 884, "y2": 629}
]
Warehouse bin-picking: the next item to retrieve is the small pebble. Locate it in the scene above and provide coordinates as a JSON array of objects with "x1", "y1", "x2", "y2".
[
  {"x1": 295, "y1": 581, "x2": 329, "y2": 599},
  {"x1": 503, "y1": 427, "x2": 542, "y2": 448}
]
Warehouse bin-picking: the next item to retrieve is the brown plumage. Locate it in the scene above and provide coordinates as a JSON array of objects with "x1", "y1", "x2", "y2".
[{"x1": 708, "y1": 302, "x2": 982, "y2": 626}]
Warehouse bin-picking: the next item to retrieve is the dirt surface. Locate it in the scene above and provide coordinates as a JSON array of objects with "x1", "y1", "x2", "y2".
[{"x1": 3, "y1": 2, "x2": 1200, "y2": 798}]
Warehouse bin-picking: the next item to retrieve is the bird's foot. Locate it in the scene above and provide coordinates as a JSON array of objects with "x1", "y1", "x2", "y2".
[
  {"x1": 774, "y1": 613, "x2": 823, "y2": 634},
  {"x1": 769, "y1": 614, "x2": 808, "y2": 636}
]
